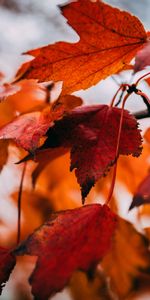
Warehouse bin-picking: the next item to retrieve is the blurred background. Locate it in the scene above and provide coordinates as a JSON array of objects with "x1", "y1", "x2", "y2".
[{"x1": 0, "y1": 1, "x2": 150, "y2": 300}]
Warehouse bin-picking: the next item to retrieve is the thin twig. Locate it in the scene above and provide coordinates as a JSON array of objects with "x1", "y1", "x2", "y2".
[
  {"x1": 115, "y1": 86, "x2": 126, "y2": 107},
  {"x1": 109, "y1": 84, "x2": 129, "y2": 107},
  {"x1": 134, "y1": 109, "x2": 150, "y2": 119},
  {"x1": 136, "y1": 90, "x2": 150, "y2": 112},
  {"x1": 111, "y1": 75, "x2": 121, "y2": 86},
  {"x1": 16, "y1": 162, "x2": 27, "y2": 245},
  {"x1": 135, "y1": 71, "x2": 150, "y2": 86}
]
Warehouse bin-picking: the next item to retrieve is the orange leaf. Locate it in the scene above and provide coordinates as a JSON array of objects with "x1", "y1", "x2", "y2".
[
  {"x1": 18, "y1": 0, "x2": 147, "y2": 94},
  {"x1": 117, "y1": 143, "x2": 150, "y2": 195},
  {"x1": 5, "y1": 79, "x2": 48, "y2": 113},
  {"x1": 145, "y1": 77, "x2": 150, "y2": 86},
  {"x1": 102, "y1": 218, "x2": 150, "y2": 298},
  {"x1": 144, "y1": 127, "x2": 150, "y2": 144},
  {"x1": 0, "y1": 83, "x2": 20, "y2": 101}
]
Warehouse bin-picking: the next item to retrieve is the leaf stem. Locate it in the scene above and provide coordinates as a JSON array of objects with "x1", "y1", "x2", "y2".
[
  {"x1": 106, "y1": 93, "x2": 131, "y2": 204},
  {"x1": 110, "y1": 84, "x2": 129, "y2": 107},
  {"x1": 135, "y1": 71, "x2": 150, "y2": 86},
  {"x1": 106, "y1": 162, "x2": 118, "y2": 204},
  {"x1": 16, "y1": 162, "x2": 27, "y2": 245},
  {"x1": 114, "y1": 88, "x2": 126, "y2": 107},
  {"x1": 136, "y1": 90, "x2": 150, "y2": 112}
]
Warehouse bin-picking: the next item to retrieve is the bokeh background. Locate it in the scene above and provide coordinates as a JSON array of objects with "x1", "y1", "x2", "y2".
[{"x1": 0, "y1": 1, "x2": 150, "y2": 299}]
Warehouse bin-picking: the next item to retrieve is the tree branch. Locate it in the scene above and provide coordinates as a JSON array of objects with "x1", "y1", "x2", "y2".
[{"x1": 134, "y1": 109, "x2": 150, "y2": 120}]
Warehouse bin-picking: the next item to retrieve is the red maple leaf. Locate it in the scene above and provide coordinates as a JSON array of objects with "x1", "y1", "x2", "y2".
[
  {"x1": 15, "y1": 204, "x2": 117, "y2": 300},
  {"x1": 38, "y1": 105, "x2": 142, "y2": 200}
]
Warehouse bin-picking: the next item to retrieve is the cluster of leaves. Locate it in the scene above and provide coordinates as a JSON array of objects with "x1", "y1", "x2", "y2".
[{"x1": 0, "y1": 0, "x2": 150, "y2": 299}]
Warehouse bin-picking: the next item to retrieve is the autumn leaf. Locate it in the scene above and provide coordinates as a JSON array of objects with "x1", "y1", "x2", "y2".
[
  {"x1": 15, "y1": 204, "x2": 117, "y2": 300},
  {"x1": 0, "y1": 83, "x2": 20, "y2": 101},
  {"x1": 134, "y1": 42, "x2": 150, "y2": 73},
  {"x1": 70, "y1": 270, "x2": 114, "y2": 300},
  {"x1": 0, "y1": 110, "x2": 52, "y2": 151},
  {"x1": 4, "y1": 80, "x2": 63, "y2": 114},
  {"x1": 12, "y1": 190, "x2": 53, "y2": 240},
  {"x1": 40, "y1": 105, "x2": 142, "y2": 200},
  {"x1": 145, "y1": 76, "x2": 150, "y2": 87},
  {"x1": 129, "y1": 173, "x2": 150, "y2": 210},
  {"x1": 32, "y1": 152, "x2": 81, "y2": 211},
  {"x1": 17, "y1": 0, "x2": 147, "y2": 94},
  {"x1": 144, "y1": 127, "x2": 150, "y2": 144},
  {"x1": 0, "y1": 95, "x2": 82, "y2": 151},
  {"x1": 4, "y1": 79, "x2": 49, "y2": 114},
  {"x1": 51, "y1": 94, "x2": 83, "y2": 112},
  {"x1": 0, "y1": 247, "x2": 16, "y2": 295},
  {"x1": 101, "y1": 218, "x2": 150, "y2": 299},
  {"x1": 31, "y1": 147, "x2": 69, "y2": 187},
  {"x1": 117, "y1": 143, "x2": 150, "y2": 195}
]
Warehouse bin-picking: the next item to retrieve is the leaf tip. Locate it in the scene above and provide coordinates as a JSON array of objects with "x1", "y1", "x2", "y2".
[{"x1": 81, "y1": 178, "x2": 95, "y2": 201}]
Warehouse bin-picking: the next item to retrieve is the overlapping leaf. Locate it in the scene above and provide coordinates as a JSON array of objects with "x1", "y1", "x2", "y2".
[
  {"x1": 70, "y1": 270, "x2": 114, "y2": 300},
  {"x1": 70, "y1": 222, "x2": 150, "y2": 300},
  {"x1": 31, "y1": 147, "x2": 69, "y2": 187},
  {"x1": 18, "y1": 0, "x2": 147, "y2": 94},
  {"x1": 40, "y1": 105, "x2": 142, "y2": 200},
  {"x1": 0, "y1": 95, "x2": 82, "y2": 151},
  {"x1": 0, "y1": 110, "x2": 51, "y2": 151},
  {"x1": 12, "y1": 190, "x2": 53, "y2": 239},
  {"x1": 129, "y1": 173, "x2": 150, "y2": 210},
  {"x1": 4, "y1": 79, "x2": 50, "y2": 113},
  {"x1": 0, "y1": 83, "x2": 20, "y2": 102},
  {"x1": 15, "y1": 204, "x2": 117, "y2": 300},
  {"x1": 144, "y1": 127, "x2": 150, "y2": 144},
  {"x1": 117, "y1": 142, "x2": 150, "y2": 196},
  {"x1": 101, "y1": 218, "x2": 150, "y2": 298}
]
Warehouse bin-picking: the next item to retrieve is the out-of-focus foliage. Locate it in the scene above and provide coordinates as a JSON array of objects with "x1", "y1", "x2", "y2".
[{"x1": 0, "y1": 1, "x2": 150, "y2": 300}]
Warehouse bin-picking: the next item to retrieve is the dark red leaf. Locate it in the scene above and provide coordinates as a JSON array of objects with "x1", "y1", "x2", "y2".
[
  {"x1": 0, "y1": 247, "x2": 16, "y2": 295},
  {"x1": 129, "y1": 173, "x2": 150, "y2": 210},
  {"x1": 15, "y1": 204, "x2": 117, "y2": 300},
  {"x1": 41, "y1": 105, "x2": 142, "y2": 199}
]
